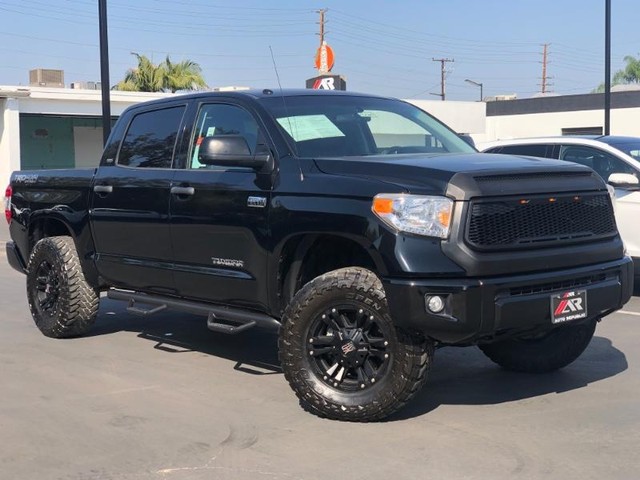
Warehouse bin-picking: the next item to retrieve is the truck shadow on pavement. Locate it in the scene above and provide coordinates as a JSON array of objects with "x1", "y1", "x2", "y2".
[
  {"x1": 90, "y1": 299, "x2": 628, "y2": 420},
  {"x1": 391, "y1": 335, "x2": 628, "y2": 420},
  {"x1": 89, "y1": 298, "x2": 282, "y2": 375}
]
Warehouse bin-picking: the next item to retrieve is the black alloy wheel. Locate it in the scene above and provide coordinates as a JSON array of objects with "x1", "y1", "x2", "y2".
[
  {"x1": 305, "y1": 304, "x2": 392, "y2": 392},
  {"x1": 33, "y1": 260, "x2": 61, "y2": 318}
]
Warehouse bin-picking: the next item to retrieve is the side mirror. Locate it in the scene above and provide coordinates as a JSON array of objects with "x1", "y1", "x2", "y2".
[
  {"x1": 198, "y1": 135, "x2": 271, "y2": 170},
  {"x1": 608, "y1": 172, "x2": 639, "y2": 188}
]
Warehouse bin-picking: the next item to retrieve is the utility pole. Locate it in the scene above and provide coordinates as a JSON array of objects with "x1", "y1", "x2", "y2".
[
  {"x1": 604, "y1": 0, "x2": 611, "y2": 135},
  {"x1": 432, "y1": 58, "x2": 454, "y2": 101},
  {"x1": 317, "y1": 8, "x2": 327, "y2": 46},
  {"x1": 98, "y1": 0, "x2": 111, "y2": 145},
  {"x1": 540, "y1": 43, "x2": 551, "y2": 94}
]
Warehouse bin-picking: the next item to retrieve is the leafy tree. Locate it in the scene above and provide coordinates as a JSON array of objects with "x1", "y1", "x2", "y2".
[
  {"x1": 593, "y1": 55, "x2": 640, "y2": 93},
  {"x1": 163, "y1": 56, "x2": 207, "y2": 93},
  {"x1": 114, "y1": 53, "x2": 207, "y2": 92}
]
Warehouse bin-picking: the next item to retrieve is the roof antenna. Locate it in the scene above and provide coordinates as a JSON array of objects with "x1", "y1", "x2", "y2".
[{"x1": 269, "y1": 45, "x2": 304, "y2": 181}]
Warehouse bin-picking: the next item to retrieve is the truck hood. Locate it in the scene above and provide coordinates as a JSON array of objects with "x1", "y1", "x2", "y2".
[{"x1": 313, "y1": 153, "x2": 605, "y2": 199}]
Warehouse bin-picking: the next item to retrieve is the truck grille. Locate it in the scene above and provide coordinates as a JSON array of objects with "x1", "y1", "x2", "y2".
[{"x1": 466, "y1": 193, "x2": 616, "y2": 251}]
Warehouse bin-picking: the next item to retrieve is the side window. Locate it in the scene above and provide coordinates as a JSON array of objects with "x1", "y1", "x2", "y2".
[
  {"x1": 118, "y1": 105, "x2": 185, "y2": 168},
  {"x1": 484, "y1": 147, "x2": 502, "y2": 154},
  {"x1": 559, "y1": 145, "x2": 637, "y2": 181},
  {"x1": 498, "y1": 144, "x2": 550, "y2": 158},
  {"x1": 190, "y1": 104, "x2": 259, "y2": 169}
]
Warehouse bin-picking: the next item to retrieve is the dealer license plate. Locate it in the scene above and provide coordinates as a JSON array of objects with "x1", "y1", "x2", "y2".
[{"x1": 551, "y1": 290, "x2": 587, "y2": 324}]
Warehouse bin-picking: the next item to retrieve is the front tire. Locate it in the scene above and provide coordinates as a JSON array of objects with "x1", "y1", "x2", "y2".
[
  {"x1": 279, "y1": 267, "x2": 433, "y2": 422},
  {"x1": 26, "y1": 236, "x2": 99, "y2": 338},
  {"x1": 479, "y1": 319, "x2": 597, "y2": 373}
]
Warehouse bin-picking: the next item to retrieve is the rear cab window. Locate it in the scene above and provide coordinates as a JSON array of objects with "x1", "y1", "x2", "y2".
[{"x1": 117, "y1": 105, "x2": 186, "y2": 169}]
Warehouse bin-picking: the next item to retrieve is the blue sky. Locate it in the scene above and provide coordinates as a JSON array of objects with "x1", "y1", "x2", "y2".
[{"x1": 0, "y1": 0, "x2": 637, "y2": 101}]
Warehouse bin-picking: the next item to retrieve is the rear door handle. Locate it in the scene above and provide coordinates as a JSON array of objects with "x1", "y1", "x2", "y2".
[
  {"x1": 93, "y1": 185, "x2": 113, "y2": 194},
  {"x1": 170, "y1": 186, "x2": 195, "y2": 196}
]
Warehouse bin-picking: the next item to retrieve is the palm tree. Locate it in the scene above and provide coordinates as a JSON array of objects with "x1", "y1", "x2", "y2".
[
  {"x1": 162, "y1": 56, "x2": 207, "y2": 93},
  {"x1": 114, "y1": 53, "x2": 165, "y2": 92},
  {"x1": 613, "y1": 55, "x2": 640, "y2": 85},
  {"x1": 113, "y1": 53, "x2": 207, "y2": 92},
  {"x1": 593, "y1": 55, "x2": 640, "y2": 93}
]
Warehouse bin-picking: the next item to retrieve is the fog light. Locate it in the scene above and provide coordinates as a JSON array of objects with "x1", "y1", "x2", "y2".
[{"x1": 426, "y1": 295, "x2": 445, "y2": 314}]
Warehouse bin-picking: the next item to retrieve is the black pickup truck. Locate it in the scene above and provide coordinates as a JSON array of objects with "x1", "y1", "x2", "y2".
[{"x1": 4, "y1": 90, "x2": 633, "y2": 421}]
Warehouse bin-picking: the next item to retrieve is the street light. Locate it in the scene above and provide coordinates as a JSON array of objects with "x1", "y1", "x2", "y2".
[{"x1": 465, "y1": 79, "x2": 484, "y2": 102}]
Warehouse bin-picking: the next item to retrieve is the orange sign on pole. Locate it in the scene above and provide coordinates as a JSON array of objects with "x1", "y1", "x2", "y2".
[{"x1": 315, "y1": 42, "x2": 335, "y2": 74}]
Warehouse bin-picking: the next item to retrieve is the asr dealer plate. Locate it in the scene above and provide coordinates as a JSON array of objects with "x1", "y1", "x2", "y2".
[{"x1": 551, "y1": 290, "x2": 588, "y2": 324}]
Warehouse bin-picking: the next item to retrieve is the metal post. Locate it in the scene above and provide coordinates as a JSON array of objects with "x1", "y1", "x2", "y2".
[
  {"x1": 98, "y1": 0, "x2": 111, "y2": 145},
  {"x1": 604, "y1": 0, "x2": 611, "y2": 135},
  {"x1": 465, "y1": 79, "x2": 483, "y2": 102}
]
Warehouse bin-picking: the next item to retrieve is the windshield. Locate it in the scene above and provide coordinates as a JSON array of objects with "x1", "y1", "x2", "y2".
[
  {"x1": 610, "y1": 142, "x2": 640, "y2": 160},
  {"x1": 260, "y1": 95, "x2": 476, "y2": 158}
]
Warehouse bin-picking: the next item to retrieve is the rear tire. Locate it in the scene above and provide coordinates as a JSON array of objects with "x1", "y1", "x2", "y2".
[
  {"x1": 26, "y1": 236, "x2": 99, "y2": 338},
  {"x1": 279, "y1": 267, "x2": 433, "y2": 422},
  {"x1": 479, "y1": 319, "x2": 597, "y2": 373}
]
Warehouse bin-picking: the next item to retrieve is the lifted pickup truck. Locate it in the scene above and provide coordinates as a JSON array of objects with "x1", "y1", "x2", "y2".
[{"x1": 4, "y1": 90, "x2": 633, "y2": 421}]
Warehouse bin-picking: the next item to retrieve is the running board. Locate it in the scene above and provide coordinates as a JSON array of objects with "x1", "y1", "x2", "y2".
[{"x1": 107, "y1": 289, "x2": 281, "y2": 334}]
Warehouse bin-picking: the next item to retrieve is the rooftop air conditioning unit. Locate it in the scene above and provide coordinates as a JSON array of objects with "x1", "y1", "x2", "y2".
[{"x1": 29, "y1": 69, "x2": 65, "y2": 88}]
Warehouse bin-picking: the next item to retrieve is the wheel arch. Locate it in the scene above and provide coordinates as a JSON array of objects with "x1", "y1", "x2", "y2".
[
  {"x1": 272, "y1": 233, "x2": 387, "y2": 315},
  {"x1": 26, "y1": 213, "x2": 101, "y2": 288}
]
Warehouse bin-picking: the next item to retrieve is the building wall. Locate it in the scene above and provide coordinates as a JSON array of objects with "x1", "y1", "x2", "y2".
[
  {"x1": 484, "y1": 107, "x2": 640, "y2": 146},
  {"x1": 19, "y1": 115, "x2": 105, "y2": 170},
  {"x1": 0, "y1": 98, "x2": 21, "y2": 189},
  {"x1": 406, "y1": 99, "x2": 486, "y2": 135}
]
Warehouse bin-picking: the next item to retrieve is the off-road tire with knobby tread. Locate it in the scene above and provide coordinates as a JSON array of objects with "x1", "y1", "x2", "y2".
[
  {"x1": 479, "y1": 319, "x2": 597, "y2": 373},
  {"x1": 279, "y1": 267, "x2": 433, "y2": 422},
  {"x1": 26, "y1": 236, "x2": 99, "y2": 338}
]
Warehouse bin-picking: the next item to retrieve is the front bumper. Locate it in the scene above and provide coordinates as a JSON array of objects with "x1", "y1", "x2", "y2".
[
  {"x1": 5, "y1": 241, "x2": 27, "y2": 274},
  {"x1": 383, "y1": 257, "x2": 633, "y2": 345}
]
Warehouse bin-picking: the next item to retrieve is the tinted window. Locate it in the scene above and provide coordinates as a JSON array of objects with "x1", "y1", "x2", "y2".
[
  {"x1": 498, "y1": 144, "x2": 549, "y2": 158},
  {"x1": 118, "y1": 106, "x2": 185, "y2": 168},
  {"x1": 189, "y1": 104, "x2": 259, "y2": 169},
  {"x1": 560, "y1": 145, "x2": 637, "y2": 180}
]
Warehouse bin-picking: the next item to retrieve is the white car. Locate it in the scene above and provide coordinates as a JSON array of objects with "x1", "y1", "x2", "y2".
[{"x1": 482, "y1": 136, "x2": 640, "y2": 274}]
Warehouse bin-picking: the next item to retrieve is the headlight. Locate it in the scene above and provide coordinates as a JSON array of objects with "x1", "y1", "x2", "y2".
[{"x1": 372, "y1": 194, "x2": 453, "y2": 238}]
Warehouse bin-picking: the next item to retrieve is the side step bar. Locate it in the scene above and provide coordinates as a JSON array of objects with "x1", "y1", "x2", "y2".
[{"x1": 107, "y1": 289, "x2": 281, "y2": 335}]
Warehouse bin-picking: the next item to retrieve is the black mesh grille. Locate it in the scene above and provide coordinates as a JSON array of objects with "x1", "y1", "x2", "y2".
[{"x1": 466, "y1": 193, "x2": 616, "y2": 251}]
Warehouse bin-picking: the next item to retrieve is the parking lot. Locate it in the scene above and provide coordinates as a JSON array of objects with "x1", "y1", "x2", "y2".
[{"x1": 1, "y1": 223, "x2": 639, "y2": 480}]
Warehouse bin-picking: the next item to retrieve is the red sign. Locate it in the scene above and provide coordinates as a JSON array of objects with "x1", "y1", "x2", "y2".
[{"x1": 314, "y1": 42, "x2": 335, "y2": 73}]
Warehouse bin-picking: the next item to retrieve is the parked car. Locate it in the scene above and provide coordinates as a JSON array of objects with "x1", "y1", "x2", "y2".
[
  {"x1": 4, "y1": 92, "x2": 633, "y2": 421},
  {"x1": 482, "y1": 136, "x2": 640, "y2": 275}
]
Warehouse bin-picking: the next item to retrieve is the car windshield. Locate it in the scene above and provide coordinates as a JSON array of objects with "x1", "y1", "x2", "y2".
[
  {"x1": 610, "y1": 142, "x2": 640, "y2": 161},
  {"x1": 259, "y1": 95, "x2": 476, "y2": 158}
]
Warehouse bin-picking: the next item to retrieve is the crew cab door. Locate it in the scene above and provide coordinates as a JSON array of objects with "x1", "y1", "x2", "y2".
[
  {"x1": 169, "y1": 102, "x2": 273, "y2": 310},
  {"x1": 90, "y1": 103, "x2": 187, "y2": 294}
]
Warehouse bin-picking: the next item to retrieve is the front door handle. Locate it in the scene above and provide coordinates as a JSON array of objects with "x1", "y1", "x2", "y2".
[
  {"x1": 170, "y1": 186, "x2": 195, "y2": 196},
  {"x1": 93, "y1": 185, "x2": 113, "y2": 194}
]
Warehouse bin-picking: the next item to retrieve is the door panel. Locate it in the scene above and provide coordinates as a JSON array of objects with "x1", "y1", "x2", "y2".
[
  {"x1": 91, "y1": 167, "x2": 176, "y2": 293},
  {"x1": 90, "y1": 104, "x2": 186, "y2": 294},
  {"x1": 169, "y1": 102, "x2": 271, "y2": 310}
]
